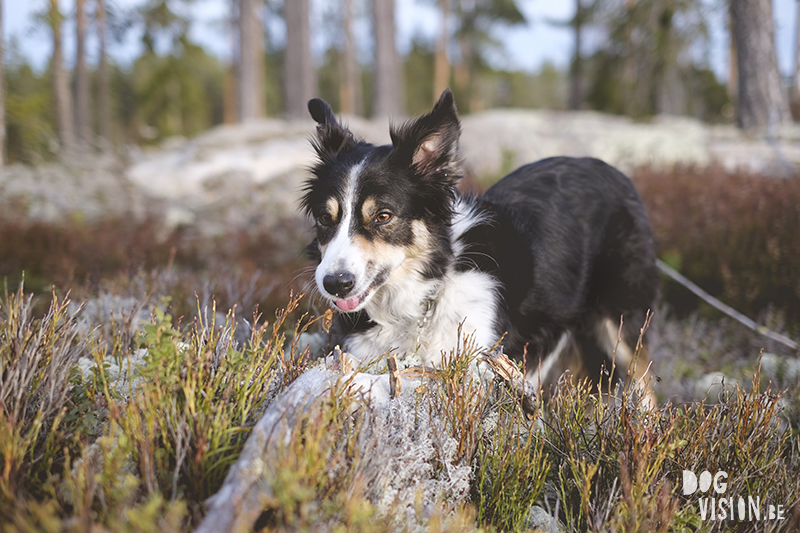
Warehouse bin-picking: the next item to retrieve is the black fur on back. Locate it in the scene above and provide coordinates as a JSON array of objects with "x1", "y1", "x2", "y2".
[{"x1": 470, "y1": 156, "x2": 658, "y2": 372}]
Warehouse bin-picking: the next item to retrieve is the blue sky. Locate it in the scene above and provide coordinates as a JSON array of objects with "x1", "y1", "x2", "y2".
[{"x1": 2, "y1": 0, "x2": 798, "y2": 83}]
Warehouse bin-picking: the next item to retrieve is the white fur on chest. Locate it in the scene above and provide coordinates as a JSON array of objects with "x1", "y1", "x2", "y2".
[{"x1": 345, "y1": 268, "x2": 500, "y2": 367}]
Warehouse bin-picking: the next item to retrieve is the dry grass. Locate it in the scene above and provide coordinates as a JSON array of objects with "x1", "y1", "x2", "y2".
[
  {"x1": 0, "y1": 286, "x2": 85, "y2": 504},
  {"x1": 0, "y1": 282, "x2": 797, "y2": 531},
  {"x1": 0, "y1": 285, "x2": 317, "y2": 530},
  {"x1": 541, "y1": 368, "x2": 800, "y2": 532}
]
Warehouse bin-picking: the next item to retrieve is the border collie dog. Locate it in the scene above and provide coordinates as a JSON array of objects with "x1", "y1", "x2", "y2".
[{"x1": 302, "y1": 89, "x2": 658, "y2": 394}]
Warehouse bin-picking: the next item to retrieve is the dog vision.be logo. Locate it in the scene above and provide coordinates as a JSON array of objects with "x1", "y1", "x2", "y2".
[{"x1": 682, "y1": 470, "x2": 786, "y2": 522}]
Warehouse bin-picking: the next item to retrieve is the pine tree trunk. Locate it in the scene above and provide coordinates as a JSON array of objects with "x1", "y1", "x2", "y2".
[
  {"x1": 224, "y1": 65, "x2": 238, "y2": 123},
  {"x1": 75, "y1": 0, "x2": 90, "y2": 145},
  {"x1": 238, "y1": 0, "x2": 265, "y2": 120},
  {"x1": 433, "y1": 0, "x2": 450, "y2": 103},
  {"x1": 731, "y1": 0, "x2": 791, "y2": 132},
  {"x1": 75, "y1": 0, "x2": 91, "y2": 145},
  {"x1": 792, "y1": 0, "x2": 800, "y2": 107},
  {"x1": 96, "y1": 0, "x2": 112, "y2": 144},
  {"x1": 339, "y1": 0, "x2": 362, "y2": 116},
  {"x1": 727, "y1": 8, "x2": 738, "y2": 101},
  {"x1": 224, "y1": 0, "x2": 238, "y2": 123},
  {"x1": 372, "y1": 0, "x2": 403, "y2": 117},
  {"x1": 0, "y1": 0, "x2": 5, "y2": 167},
  {"x1": 653, "y1": 5, "x2": 684, "y2": 115},
  {"x1": 568, "y1": 0, "x2": 584, "y2": 111},
  {"x1": 285, "y1": 0, "x2": 316, "y2": 119},
  {"x1": 50, "y1": 0, "x2": 75, "y2": 152}
]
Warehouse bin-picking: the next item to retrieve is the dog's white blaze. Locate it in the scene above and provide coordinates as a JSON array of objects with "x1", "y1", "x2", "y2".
[{"x1": 315, "y1": 160, "x2": 368, "y2": 298}]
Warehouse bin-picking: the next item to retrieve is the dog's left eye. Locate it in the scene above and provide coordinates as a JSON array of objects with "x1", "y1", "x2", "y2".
[{"x1": 374, "y1": 212, "x2": 393, "y2": 224}]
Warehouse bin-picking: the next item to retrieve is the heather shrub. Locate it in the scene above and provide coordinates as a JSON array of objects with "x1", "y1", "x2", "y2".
[
  {"x1": 633, "y1": 165, "x2": 800, "y2": 324},
  {"x1": 0, "y1": 283, "x2": 798, "y2": 531},
  {"x1": 0, "y1": 213, "x2": 309, "y2": 321}
]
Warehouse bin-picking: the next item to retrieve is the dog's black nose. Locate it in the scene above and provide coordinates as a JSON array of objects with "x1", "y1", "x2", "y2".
[{"x1": 323, "y1": 272, "x2": 355, "y2": 297}]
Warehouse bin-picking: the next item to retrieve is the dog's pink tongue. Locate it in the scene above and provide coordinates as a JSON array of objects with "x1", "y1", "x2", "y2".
[{"x1": 335, "y1": 296, "x2": 360, "y2": 312}]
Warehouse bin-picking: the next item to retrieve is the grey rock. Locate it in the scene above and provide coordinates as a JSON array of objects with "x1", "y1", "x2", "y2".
[
  {"x1": 759, "y1": 352, "x2": 800, "y2": 385},
  {"x1": 526, "y1": 505, "x2": 561, "y2": 532},
  {"x1": 695, "y1": 372, "x2": 739, "y2": 402}
]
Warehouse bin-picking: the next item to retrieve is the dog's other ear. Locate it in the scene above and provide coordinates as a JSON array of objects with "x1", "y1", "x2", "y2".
[
  {"x1": 390, "y1": 88, "x2": 461, "y2": 179},
  {"x1": 308, "y1": 98, "x2": 358, "y2": 157}
]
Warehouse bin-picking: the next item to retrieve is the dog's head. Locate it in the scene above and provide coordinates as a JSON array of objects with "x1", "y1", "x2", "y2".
[{"x1": 302, "y1": 89, "x2": 462, "y2": 313}]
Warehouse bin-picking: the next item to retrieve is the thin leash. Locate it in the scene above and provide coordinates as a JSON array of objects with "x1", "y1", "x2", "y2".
[{"x1": 656, "y1": 259, "x2": 799, "y2": 352}]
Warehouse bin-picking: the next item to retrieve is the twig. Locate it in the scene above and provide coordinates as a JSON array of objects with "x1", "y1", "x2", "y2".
[
  {"x1": 398, "y1": 366, "x2": 440, "y2": 379},
  {"x1": 480, "y1": 347, "x2": 538, "y2": 417},
  {"x1": 332, "y1": 345, "x2": 353, "y2": 374},
  {"x1": 387, "y1": 354, "x2": 401, "y2": 399}
]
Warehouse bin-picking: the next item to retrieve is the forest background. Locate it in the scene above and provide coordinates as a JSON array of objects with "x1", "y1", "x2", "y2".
[{"x1": 2, "y1": 0, "x2": 799, "y2": 164}]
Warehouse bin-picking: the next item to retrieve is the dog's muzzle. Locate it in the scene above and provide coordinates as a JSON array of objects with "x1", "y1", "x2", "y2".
[{"x1": 322, "y1": 271, "x2": 369, "y2": 312}]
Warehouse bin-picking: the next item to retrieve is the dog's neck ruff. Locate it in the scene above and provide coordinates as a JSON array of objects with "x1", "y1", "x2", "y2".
[{"x1": 361, "y1": 270, "x2": 442, "y2": 337}]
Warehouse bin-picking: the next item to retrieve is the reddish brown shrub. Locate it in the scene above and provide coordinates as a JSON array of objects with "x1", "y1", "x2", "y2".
[
  {"x1": 0, "y1": 217, "x2": 174, "y2": 292},
  {"x1": 3, "y1": 166, "x2": 798, "y2": 326},
  {"x1": 633, "y1": 165, "x2": 800, "y2": 323},
  {"x1": 0, "y1": 215, "x2": 310, "y2": 320}
]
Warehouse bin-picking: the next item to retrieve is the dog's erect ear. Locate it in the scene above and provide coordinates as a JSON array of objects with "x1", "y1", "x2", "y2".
[
  {"x1": 307, "y1": 98, "x2": 358, "y2": 157},
  {"x1": 390, "y1": 88, "x2": 461, "y2": 179},
  {"x1": 308, "y1": 98, "x2": 336, "y2": 125}
]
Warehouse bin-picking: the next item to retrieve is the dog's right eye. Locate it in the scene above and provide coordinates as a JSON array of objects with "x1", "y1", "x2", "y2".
[
  {"x1": 317, "y1": 213, "x2": 333, "y2": 226},
  {"x1": 374, "y1": 212, "x2": 393, "y2": 225}
]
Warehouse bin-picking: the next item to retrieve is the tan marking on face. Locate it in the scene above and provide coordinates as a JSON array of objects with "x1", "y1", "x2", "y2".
[
  {"x1": 316, "y1": 197, "x2": 340, "y2": 258},
  {"x1": 349, "y1": 234, "x2": 403, "y2": 262},
  {"x1": 352, "y1": 220, "x2": 431, "y2": 287},
  {"x1": 348, "y1": 220, "x2": 431, "y2": 260},
  {"x1": 326, "y1": 197, "x2": 340, "y2": 222},
  {"x1": 361, "y1": 197, "x2": 377, "y2": 224},
  {"x1": 408, "y1": 220, "x2": 432, "y2": 259}
]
